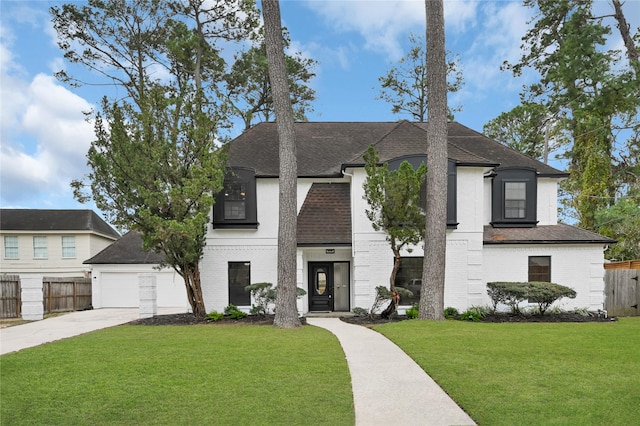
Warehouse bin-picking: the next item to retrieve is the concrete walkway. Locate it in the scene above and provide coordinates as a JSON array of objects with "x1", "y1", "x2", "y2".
[
  {"x1": 307, "y1": 318, "x2": 476, "y2": 426},
  {"x1": 0, "y1": 307, "x2": 185, "y2": 356}
]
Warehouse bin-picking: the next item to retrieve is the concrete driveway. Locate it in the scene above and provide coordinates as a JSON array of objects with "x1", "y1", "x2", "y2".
[{"x1": 0, "y1": 307, "x2": 186, "y2": 355}]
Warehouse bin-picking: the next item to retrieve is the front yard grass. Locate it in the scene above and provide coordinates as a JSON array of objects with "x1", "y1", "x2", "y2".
[
  {"x1": 1, "y1": 325, "x2": 354, "y2": 425},
  {"x1": 375, "y1": 317, "x2": 640, "y2": 425}
]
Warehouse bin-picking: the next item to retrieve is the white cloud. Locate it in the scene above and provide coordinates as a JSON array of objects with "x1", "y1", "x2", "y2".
[{"x1": 0, "y1": 71, "x2": 94, "y2": 206}]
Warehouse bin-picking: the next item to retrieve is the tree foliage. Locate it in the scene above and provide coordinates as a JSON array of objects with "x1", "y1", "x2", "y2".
[
  {"x1": 363, "y1": 146, "x2": 427, "y2": 318},
  {"x1": 376, "y1": 32, "x2": 463, "y2": 121},
  {"x1": 502, "y1": 0, "x2": 640, "y2": 238},
  {"x1": 224, "y1": 29, "x2": 317, "y2": 130},
  {"x1": 56, "y1": 0, "x2": 259, "y2": 316},
  {"x1": 483, "y1": 102, "x2": 565, "y2": 163}
]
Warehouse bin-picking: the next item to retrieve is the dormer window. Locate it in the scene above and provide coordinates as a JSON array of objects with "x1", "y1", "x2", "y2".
[
  {"x1": 491, "y1": 167, "x2": 537, "y2": 228},
  {"x1": 213, "y1": 167, "x2": 258, "y2": 229},
  {"x1": 504, "y1": 182, "x2": 526, "y2": 219},
  {"x1": 387, "y1": 155, "x2": 457, "y2": 228},
  {"x1": 224, "y1": 182, "x2": 247, "y2": 220}
]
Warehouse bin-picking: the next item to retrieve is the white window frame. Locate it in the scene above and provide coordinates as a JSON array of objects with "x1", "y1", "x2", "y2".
[
  {"x1": 4, "y1": 236, "x2": 19, "y2": 259},
  {"x1": 61, "y1": 236, "x2": 76, "y2": 258},
  {"x1": 33, "y1": 236, "x2": 48, "y2": 259}
]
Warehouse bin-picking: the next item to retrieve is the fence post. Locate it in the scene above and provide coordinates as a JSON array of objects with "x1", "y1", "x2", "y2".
[
  {"x1": 139, "y1": 274, "x2": 157, "y2": 319},
  {"x1": 21, "y1": 275, "x2": 44, "y2": 321}
]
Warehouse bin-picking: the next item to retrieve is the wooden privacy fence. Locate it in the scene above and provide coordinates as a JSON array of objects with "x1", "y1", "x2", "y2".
[
  {"x1": 604, "y1": 261, "x2": 640, "y2": 317},
  {"x1": 43, "y1": 277, "x2": 92, "y2": 314},
  {"x1": 0, "y1": 275, "x2": 21, "y2": 319}
]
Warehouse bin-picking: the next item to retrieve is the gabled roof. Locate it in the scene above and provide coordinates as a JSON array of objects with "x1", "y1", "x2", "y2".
[
  {"x1": 0, "y1": 209, "x2": 120, "y2": 239},
  {"x1": 297, "y1": 183, "x2": 351, "y2": 246},
  {"x1": 84, "y1": 231, "x2": 165, "y2": 264},
  {"x1": 227, "y1": 121, "x2": 567, "y2": 177},
  {"x1": 483, "y1": 224, "x2": 615, "y2": 245}
]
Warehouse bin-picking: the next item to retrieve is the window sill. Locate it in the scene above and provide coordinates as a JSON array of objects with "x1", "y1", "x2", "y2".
[
  {"x1": 490, "y1": 221, "x2": 538, "y2": 228},
  {"x1": 212, "y1": 222, "x2": 259, "y2": 230}
]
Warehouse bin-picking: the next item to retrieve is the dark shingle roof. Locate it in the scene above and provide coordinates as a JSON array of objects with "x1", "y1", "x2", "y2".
[
  {"x1": 227, "y1": 121, "x2": 566, "y2": 177},
  {"x1": 84, "y1": 231, "x2": 165, "y2": 264},
  {"x1": 0, "y1": 209, "x2": 120, "y2": 239},
  {"x1": 483, "y1": 224, "x2": 615, "y2": 244},
  {"x1": 297, "y1": 183, "x2": 352, "y2": 246}
]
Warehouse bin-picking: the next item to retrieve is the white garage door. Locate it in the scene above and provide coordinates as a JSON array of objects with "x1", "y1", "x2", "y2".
[{"x1": 101, "y1": 272, "x2": 139, "y2": 307}]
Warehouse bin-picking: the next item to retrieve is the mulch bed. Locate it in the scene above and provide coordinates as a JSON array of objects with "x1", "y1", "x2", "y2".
[
  {"x1": 129, "y1": 312, "x2": 615, "y2": 326},
  {"x1": 129, "y1": 313, "x2": 307, "y2": 326}
]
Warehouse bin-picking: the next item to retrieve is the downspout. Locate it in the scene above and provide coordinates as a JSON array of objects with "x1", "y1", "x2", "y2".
[{"x1": 342, "y1": 168, "x2": 357, "y2": 258}]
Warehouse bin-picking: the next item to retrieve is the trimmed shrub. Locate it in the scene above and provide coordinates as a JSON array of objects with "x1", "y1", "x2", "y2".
[
  {"x1": 207, "y1": 310, "x2": 224, "y2": 321},
  {"x1": 245, "y1": 282, "x2": 307, "y2": 315},
  {"x1": 405, "y1": 303, "x2": 419, "y2": 319},
  {"x1": 487, "y1": 281, "x2": 577, "y2": 315},
  {"x1": 352, "y1": 307, "x2": 368, "y2": 317},
  {"x1": 224, "y1": 304, "x2": 248, "y2": 319},
  {"x1": 444, "y1": 306, "x2": 460, "y2": 320}
]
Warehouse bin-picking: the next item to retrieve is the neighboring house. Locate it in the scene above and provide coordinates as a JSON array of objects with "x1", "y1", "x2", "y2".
[
  {"x1": 0, "y1": 209, "x2": 120, "y2": 277},
  {"x1": 85, "y1": 231, "x2": 189, "y2": 310},
  {"x1": 201, "y1": 121, "x2": 614, "y2": 315}
]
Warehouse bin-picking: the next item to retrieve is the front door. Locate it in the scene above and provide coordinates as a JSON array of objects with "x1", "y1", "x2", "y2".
[
  {"x1": 309, "y1": 262, "x2": 350, "y2": 312},
  {"x1": 309, "y1": 263, "x2": 333, "y2": 311}
]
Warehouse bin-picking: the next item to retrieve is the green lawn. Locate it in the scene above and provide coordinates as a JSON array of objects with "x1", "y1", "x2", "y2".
[
  {"x1": 374, "y1": 317, "x2": 640, "y2": 426},
  {"x1": 0, "y1": 325, "x2": 354, "y2": 425}
]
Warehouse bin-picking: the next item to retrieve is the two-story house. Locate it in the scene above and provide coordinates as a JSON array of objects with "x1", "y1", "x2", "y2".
[
  {"x1": 202, "y1": 121, "x2": 614, "y2": 314},
  {"x1": 0, "y1": 209, "x2": 120, "y2": 277}
]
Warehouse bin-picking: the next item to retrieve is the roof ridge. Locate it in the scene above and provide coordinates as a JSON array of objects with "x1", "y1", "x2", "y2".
[{"x1": 343, "y1": 121, "x2": 408, "y2": 164}]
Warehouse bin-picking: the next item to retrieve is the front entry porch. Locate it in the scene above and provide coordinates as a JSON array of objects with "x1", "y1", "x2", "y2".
[{"x1": 308, "y1": 261, "x2": 350, "y2": 312}]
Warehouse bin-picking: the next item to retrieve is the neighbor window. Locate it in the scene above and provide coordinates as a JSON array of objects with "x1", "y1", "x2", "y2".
[
  {"x1": 529, "y1": 256, "x2": 551, "y2": 282},
  {"x1": 228, "y1": 262, "x2": 251, "y2": 306},
  {"x1": 33, "y1": 236, "x2": 47, "y2": 259},
  {"x1": 4, "y1": 236, "x2": 18, "y2": 259},
  {"x1": 491, "y1": 167, "x2": 537, "y2": 227},
  {"x1": 213, "y1": 167, "x2": 258, "y2": 229},
  {"x1": 61, "y1": 236, "x2": 76, "y2": 258},
  {"x1": 394, "y1": 257, "x2": 423, "y2": 306}
]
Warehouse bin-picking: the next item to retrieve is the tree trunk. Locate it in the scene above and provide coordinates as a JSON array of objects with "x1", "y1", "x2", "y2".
[
  {"x1": 611, "y1": 0, "x2": 639, "y2": 64},
  {"x1": 381, "y1": 252, "x2": 402, "y2": 318},
  {"x1": 181, "y1": 264, "x2": 206, "y2": 317},
  {"x1": 263, "y1": 0, "x2": 301, "y2": 328},
  {"x1": 419, "y1": 0, "x2": 448, "y2": 321}
]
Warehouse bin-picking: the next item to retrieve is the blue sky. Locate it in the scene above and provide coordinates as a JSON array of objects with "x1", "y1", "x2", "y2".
[{"x1": 1, "y1": 0, "x2": 638, "y2": 215}]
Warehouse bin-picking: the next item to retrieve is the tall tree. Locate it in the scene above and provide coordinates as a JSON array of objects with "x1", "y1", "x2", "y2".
[
  {"x1": 363, "y1": 147, "x2": 427, "y2": 317},
  {"x1": 376, "y1": 32, "x2": 463, "y2": 121},
  {"x1": 419, "y1": 0, "x2": 448, "y2": 321},
  {"x1": 504, "y1": 0, "x2": 639, "y2": 230},
  {"x1": 483, "y1": 102, "x2": 564, "y2": 163},
  {"x1": 56, "y1": 0, "x2": 259, "y2": 316},
  {"x1": 262, "y1": 0, "x2": 301, "y2": 328},
  {"x1": 224, "y1": 30, "x2": 317, "y2": 130}
]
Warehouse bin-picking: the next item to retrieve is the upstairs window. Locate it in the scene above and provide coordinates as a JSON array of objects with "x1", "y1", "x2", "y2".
[
  {"x1": 33, "y1": 236, "x2": 47, "y2": 259},
  {"x1": 504, "y1": 182, "x2": 526, "y2": 219},
  {"x1": 61, "y1": 236, "x2": 76, "y2": 258},
  {"x1": 388, "y1": 155, "x2": 457, "y2": 228},
  {"x1": 491, "y1": 167, "x2": 537, "y2": 227},
  {"x1": 224, "y1": 182, "x2": 247, "y2": 220},
  {"x1": 4, "y1": 236, "x2": 18, "y2": 259},
  {"x1": 213, "y1": 167, "x2": 258, "y2": 229}
]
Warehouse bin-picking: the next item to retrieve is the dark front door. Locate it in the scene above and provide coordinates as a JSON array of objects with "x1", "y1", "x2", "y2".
[{"x1": 309, "y1": 263, "x2": 333, "y2": 311}]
